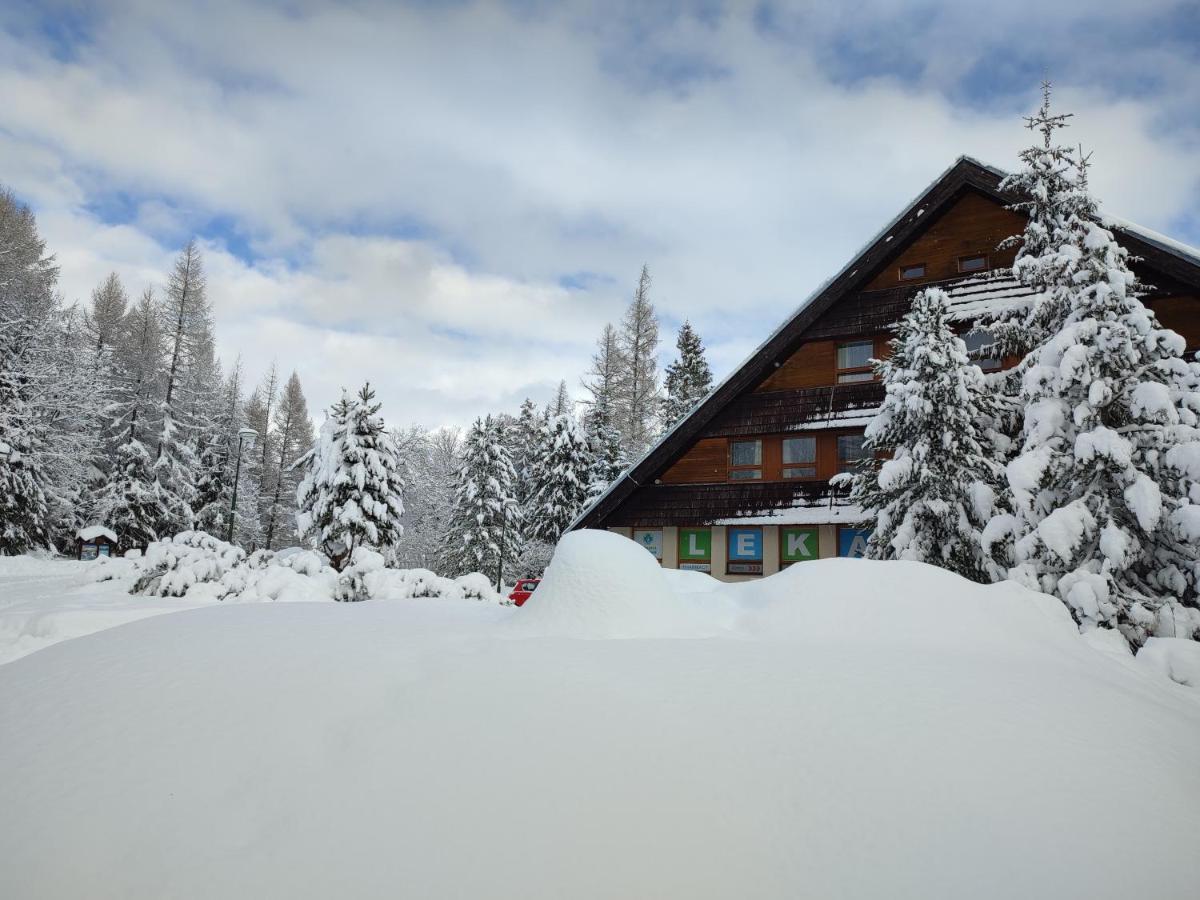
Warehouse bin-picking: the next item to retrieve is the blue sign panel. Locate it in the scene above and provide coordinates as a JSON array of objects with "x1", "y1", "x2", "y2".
[
  {"x1": 727, "y1": 528, "x2": 763, "y2": 561},
  {"x1": 838, "y1": 527, "x2": 871, "y2": 559}
]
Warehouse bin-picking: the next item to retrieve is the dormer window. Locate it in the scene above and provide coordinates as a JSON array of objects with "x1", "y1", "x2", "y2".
[
  {"x1": 958, "y1": 254, "x2": 988, "y2": 273},
  {"x1": 899, "y1": 263, "x2": 926, "y2": 280}
]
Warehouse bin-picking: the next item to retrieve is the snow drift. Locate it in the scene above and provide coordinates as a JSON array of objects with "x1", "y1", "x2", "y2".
[{"x1": 1, "y1": 535, "x2": 1199, "y2": 899}]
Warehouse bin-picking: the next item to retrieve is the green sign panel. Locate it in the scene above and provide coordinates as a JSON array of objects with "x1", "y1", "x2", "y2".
[
  {"x1": 678, "y1": 528, "x2": 711, "y2": 561},
  {"x1": 781, "y1": 527, "x2": 819, "y2": 563}
]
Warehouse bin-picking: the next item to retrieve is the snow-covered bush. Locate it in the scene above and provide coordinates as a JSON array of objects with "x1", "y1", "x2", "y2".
[
  {"x1": 129, "y1": 532, "x2": 506, "y2": 604},
  {"x1": 133, "y1": 531, "x2": 246, "y2": 598}
]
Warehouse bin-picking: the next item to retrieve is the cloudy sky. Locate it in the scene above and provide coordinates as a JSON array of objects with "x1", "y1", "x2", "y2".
[{"x1": 2, "y1": 0, "x2": 1198, "y2": 427}]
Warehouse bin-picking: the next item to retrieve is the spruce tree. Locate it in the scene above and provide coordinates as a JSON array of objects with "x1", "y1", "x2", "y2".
[
  {"x1": 614, "y1": 264, "x2": 661, "y2": 454},
  {"x1": 584, "y1": 392, "x2": 627, "y2": 499},
  {"x1": 985, "y1": 117, "x2": 1200, "y2": 644},
  {"x1": 439, "y1": 415, "x2": 521, "y2": 583},
  {"x1": 661, "y1": 320, "x2": 713, "y2": 428},
  {"x1": 845, "y1": 288, "x2": 1005, "y2": 582},
  {"x1": 527, "y1": 413, "x2": 595, "y2": 544},
  {"x1": 262, "y1": 372, "x2": 314, "y2": 549},
  {"x1": 295, "y1": 383, "x2": 405, "y2": 572},
  {"x1": 94, "y1": 288, "x2": 165, "y2": 550}
]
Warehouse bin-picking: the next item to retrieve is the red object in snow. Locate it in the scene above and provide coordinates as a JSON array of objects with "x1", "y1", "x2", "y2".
[{"x1": 508, "y1": 578, "x2": 540, "y2": 606}]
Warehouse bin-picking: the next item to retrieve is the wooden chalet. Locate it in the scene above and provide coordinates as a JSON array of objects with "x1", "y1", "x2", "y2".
[{"x1": 573, "y1": 157, "x2": 1200, "y2": 580}]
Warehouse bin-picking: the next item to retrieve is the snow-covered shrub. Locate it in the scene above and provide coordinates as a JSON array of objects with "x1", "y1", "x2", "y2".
[
  {"x1": 335, "y1": 547, "x2": 387, "y2": 602},
  {"x1": 133, "y1": 531, "x2": 246, "y2": 598},
  {"x1": 455, "y1": 572, "x2": 500, "y2": 602}
]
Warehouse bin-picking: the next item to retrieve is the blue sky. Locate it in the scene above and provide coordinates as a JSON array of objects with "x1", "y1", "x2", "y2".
[{"x1": 1, "y1": 0, "x2": 1197, "y2": 427}]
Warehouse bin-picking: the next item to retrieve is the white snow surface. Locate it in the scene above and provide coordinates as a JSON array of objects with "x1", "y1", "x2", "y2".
[{"x1": 1, "y1": 530, "x2": 1199, "y2": 899}]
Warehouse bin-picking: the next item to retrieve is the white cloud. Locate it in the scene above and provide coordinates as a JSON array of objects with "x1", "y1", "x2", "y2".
[{"x1": 1, "y1": 0, "x2": 1196, "y2": 427}]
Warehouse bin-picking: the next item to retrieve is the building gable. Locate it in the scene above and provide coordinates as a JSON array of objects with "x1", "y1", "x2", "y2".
[{"x1": 575, "y1": 156, "x2": 1200, "y2": 532}]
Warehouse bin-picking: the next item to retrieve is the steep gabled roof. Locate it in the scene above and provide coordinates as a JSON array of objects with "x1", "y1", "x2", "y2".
[{"x1": 574, "y1": 156, "x2": 1200, "y2": 530}]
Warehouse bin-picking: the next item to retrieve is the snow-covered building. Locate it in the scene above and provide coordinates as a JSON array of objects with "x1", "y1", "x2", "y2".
[{"x1": 573, "y1": 157, "x2": 1200, "y2": 580}]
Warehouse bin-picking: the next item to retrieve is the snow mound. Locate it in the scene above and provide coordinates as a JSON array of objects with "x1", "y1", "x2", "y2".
[
  {"x1": 1137, "y1": 638, "x2": 1200, "y2": 688},
  {"x1": 733, "y1": 558, "x2": 1077, "y2": 650},
  {"x1": 516, "y1": 529, "x2": 723, "y2": 637}
]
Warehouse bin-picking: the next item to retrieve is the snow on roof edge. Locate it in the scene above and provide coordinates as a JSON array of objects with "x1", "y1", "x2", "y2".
[{"x1": 77, "y1": 525, "x2": 118, "y2": 543}]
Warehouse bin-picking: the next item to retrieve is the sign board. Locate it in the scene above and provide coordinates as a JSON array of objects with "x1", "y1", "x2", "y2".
[
  {"x1": 80, "y1": 544, "x2": 98, "y2": 561},
  {"x1": 633, "y1": 529, "x2": 663, "y2": 560},
  {"x1": 678, "y1": 528, "x2": 711, "y2": 562},
  {"x1": 727, "y1": 527, "x2": 763, "y2": 575},
  {"x1": 838, "y1": 527, "x2": 872, "y2": 559},
  {"x1": 780, "y1": 527, "x2": 819, "y2": 564},
  {"x1": 680, "y1": 562, "x2": 711, "y2": 573}
]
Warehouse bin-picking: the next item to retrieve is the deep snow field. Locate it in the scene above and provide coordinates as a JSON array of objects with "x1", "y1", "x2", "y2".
[{"x1": 2, "y1": 531, "x2": 1199, "y2": 900}]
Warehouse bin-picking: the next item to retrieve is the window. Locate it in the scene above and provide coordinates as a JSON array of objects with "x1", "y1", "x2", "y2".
[
  {"x1": 781, "y1": 436, "x2": 817, "y2": 479},
  {"x1": 900, "y1": 262, "x2": 926, "y2": 280},
  {"x1": 678, "y1": 528, "x2": 712, "y2": 572},
  {"x1": 729, "y1": 439, "x2": 762, "y2": 480},
  {"x1": 838, "y1": 526, "x2": 871, "y2": 558},
  {"x1": 958, "y1": 254, "x2": 988, "y2": 273},
  {"x1": 836, "y1": 341, "x2": 874, "y2": 384},
  {"x1": 962, "y1": 329, "x2": 1001, "y2": 372},
  {"x1": 837, "y1": 434, "x2": 868, "y2": 473},
  {"x1": 780, "y1": 526, "x2": 819, "y2": 566},
  {"x1": 726, "y1": 527, "x2": 763, "y2": 575}
]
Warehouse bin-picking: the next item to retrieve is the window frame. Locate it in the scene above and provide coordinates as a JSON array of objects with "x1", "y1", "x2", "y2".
[
  {"x1": 780, "y1": 435, "x2": 818, "y2": 481},
  {"x1": 899, "y1": 262, "x2": 927, "y2": 281},
  {"x1": 836, "y1": 433, "x2": 869, "y2": 474},
  {"x1": 728, "y1": 438, "x2": 764, "y2": 481},
  {"x1": 836, "y1": 340, "x2": 875, "y2": 385},
  {"x1": 961, "y1": 328, "x2": 1002, "y2": 373},
  {"x1": 957, "y1": 253, "x2": 989, "y2": 274},
  {"x1": 726, "y1": 526, "x2": 764, "y2": 576}
]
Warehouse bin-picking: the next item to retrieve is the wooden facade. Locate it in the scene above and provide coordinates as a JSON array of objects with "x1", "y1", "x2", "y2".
[{"x1": 575, "y1": 157, "x2": 1200, "y2": 580}]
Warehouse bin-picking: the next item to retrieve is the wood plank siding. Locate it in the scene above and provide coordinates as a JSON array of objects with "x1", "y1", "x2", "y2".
[{"x1": 864, "y1": 192, "x2": 1024, "y2": 290}]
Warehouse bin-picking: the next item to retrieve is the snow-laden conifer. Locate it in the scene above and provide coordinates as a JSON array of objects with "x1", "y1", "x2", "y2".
[
  {"x1": 438, "y1": 415, "x2": 521, "y2": 582},
  {"x1": 844, "y1": 288, "x2": 1004, "y2": 582},
  {"x1": 527, "y1": 413, "x2": 595, "y2": 544},
  {"x1": 295, "y1": 383, "x2": 405, "y2": 573},
  {"x1": 661, "y1": 320, "x2": 713, "y2": 428},
  {"x1": 985, "y1": 140, "x2": 1200, "y2": 644},
  {"x1": 94, "y1": 438, "x2": 160, "y2": 552}
]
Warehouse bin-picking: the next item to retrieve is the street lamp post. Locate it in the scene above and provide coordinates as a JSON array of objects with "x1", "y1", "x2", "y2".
[{"x1": 225, "y1": 427, "x2": 259, "y2": 544}]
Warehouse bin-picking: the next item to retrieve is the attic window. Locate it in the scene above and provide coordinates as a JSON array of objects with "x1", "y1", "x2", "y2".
[
  {"x1": 899, "y1": 263, "x2": 926, "y2": 280},
  {"x1": 958, "y1": 254, "x2": 988, "y2": 273},
  {"x1": 729, "y1": 439, "x2": 763, "y2": 481},
  {"x1": 836, "y1": 341, "x2": 874, "y2": 384}
]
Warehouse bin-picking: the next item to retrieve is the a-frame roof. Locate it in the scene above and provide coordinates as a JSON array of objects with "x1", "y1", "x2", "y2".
[{"x1": 574, "y1": 155, "x2": 1200, "y2": 531}]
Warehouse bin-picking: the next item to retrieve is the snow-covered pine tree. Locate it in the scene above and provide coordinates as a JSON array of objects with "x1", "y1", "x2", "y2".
[
  {"x1": 988, "y1": 83, "x2": 1085, "y2": 362},
  {"x1": 661, "y1": 320, "x2": 713, "y2": 429},
  {"x1": 844, "y1": 288, "x2": 1005, "y2": 582},
  {"x1": 527, "y1": 413, "x2": 595, "y2": 544},
  {"x1": 438, "y1": 415, "x2": 521, "y2": 583},
  {"x1": 984, "y1": 142, "x2": 1200, "y2": 645},
  {"x1": 614, "y1": 265, "x2": 661, "y2": 455},
  {"x1": 0, "y1": 189, "x2": 59, "y2": 553},
  {"x1": 236, "y1": 386, "x2": 268, "y2": 547},
  {"x1": 583, "y1": 391, "x2": 627, "y2": 499},
  {"x1": 510, "y1": 398, "x2": 545, "y2": 495},
  {"x1": 262, "y1": 371, "x2": 313, "y2": 549},
  {"x1": 295, "y1": 383, "x2": 405, "y2": 573},
  {"x1": 80, "y1": 273, "x2": 130, "y2": 502},
  {"x1": 153, "y1": 239, "x2": 211, "y2": 536},
  {"x1": 193, "y1": 362, "x2": 244, "y2": 535},
  {"x1": 94, "y1": 288, "x2": 165, "y2": 551},
  {"x1": 252, "y1": 362, "x2": 281, "y2": 545}
]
